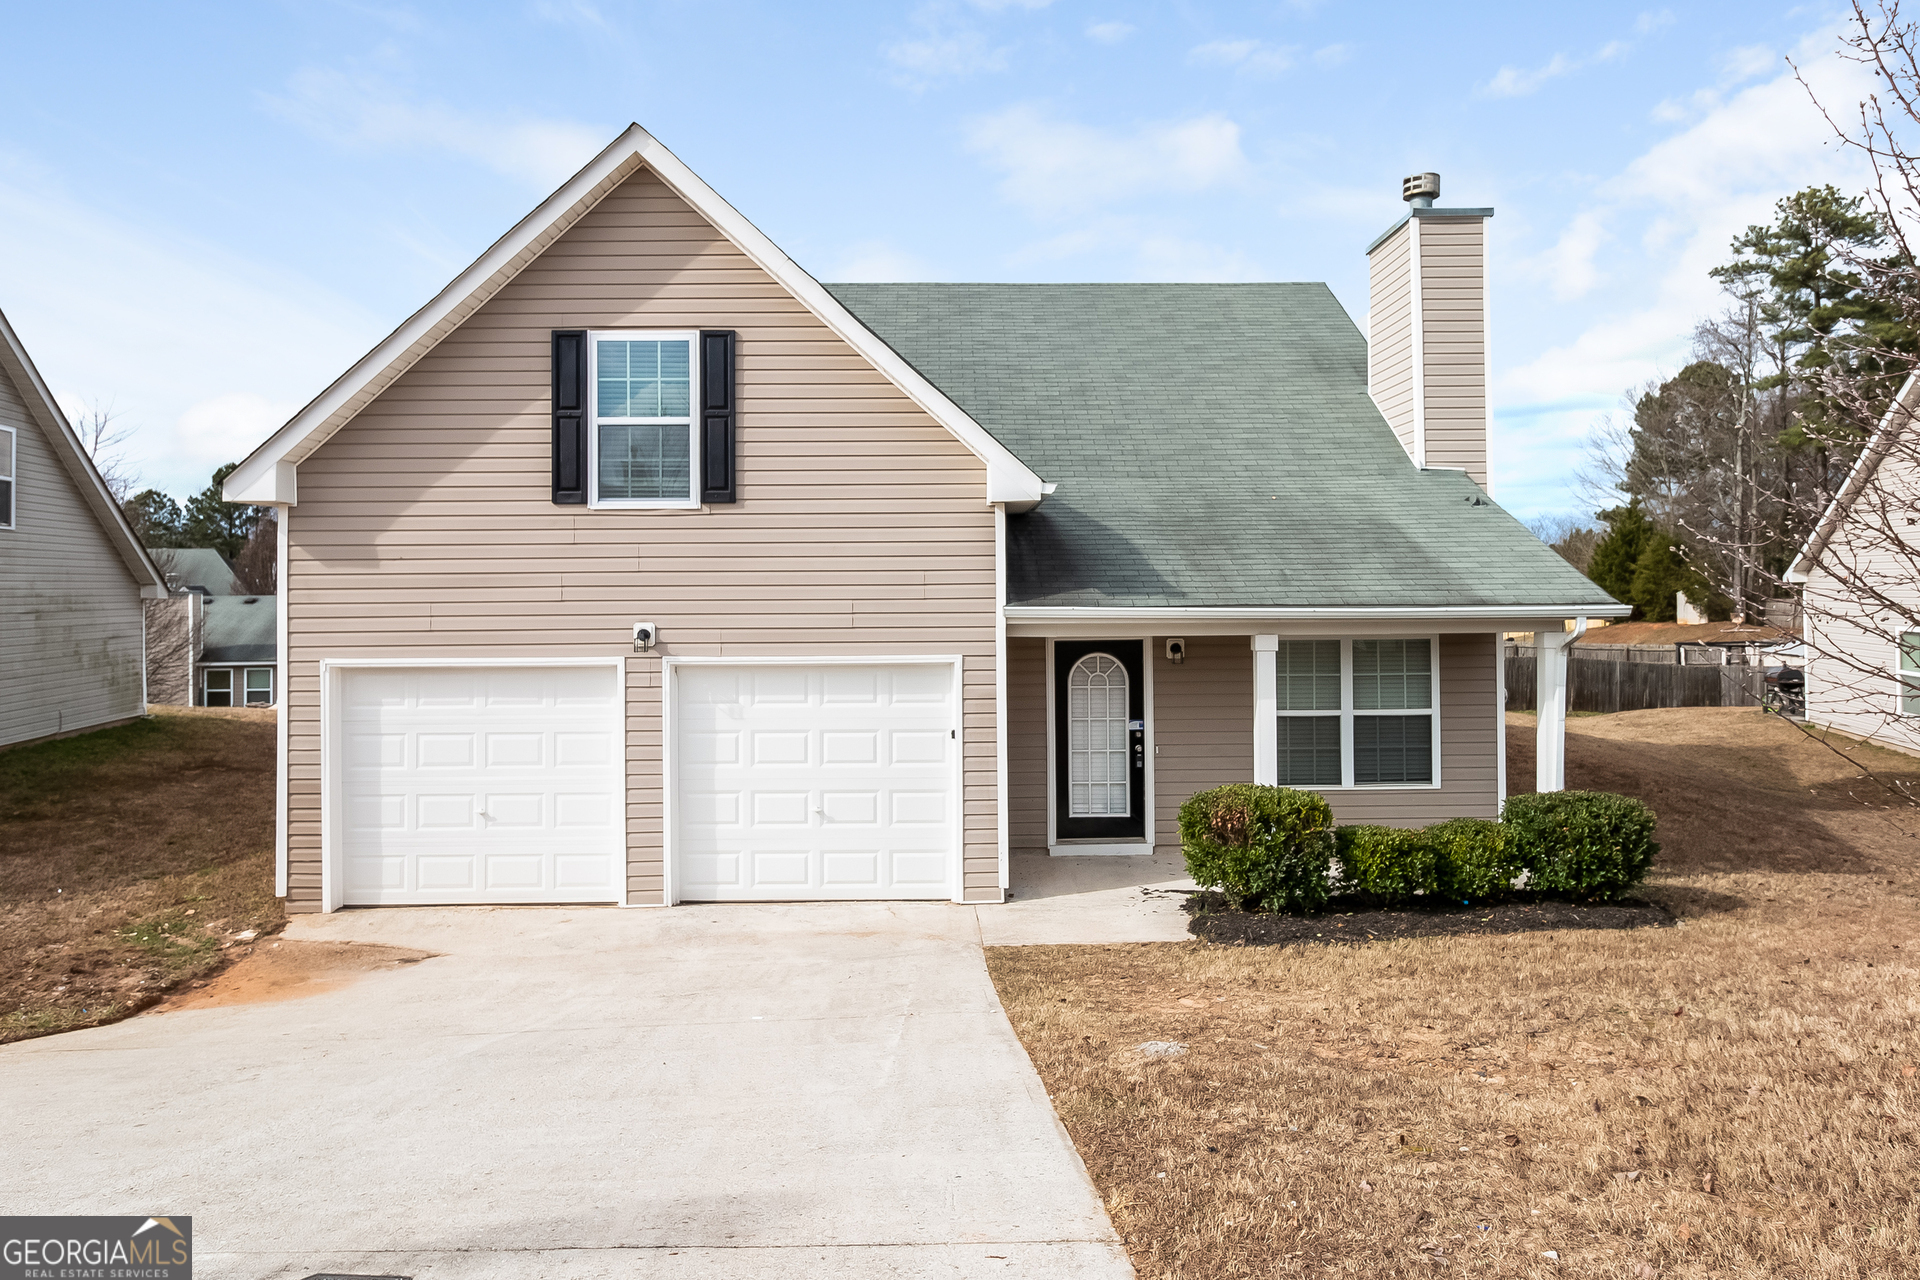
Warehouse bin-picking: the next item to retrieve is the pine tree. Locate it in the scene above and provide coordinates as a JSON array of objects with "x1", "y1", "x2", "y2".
[{"x1": 1586, "y1": 501, "x2": 1656, "y2": 616}]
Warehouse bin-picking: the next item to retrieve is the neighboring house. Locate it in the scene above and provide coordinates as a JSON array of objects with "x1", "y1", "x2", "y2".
[
  {"x1": 224, "y1": 128, "x2": 1623, "y2": 913},
  {"x1": 0, "y1": 306, "x2": 167, "y2": 748},
  {"x1": 144, "y1": 546, "x2": 280, "y2": 708},
  {"x1": 1787, "y1": 373, "x2": 1920, "y2": 749}
]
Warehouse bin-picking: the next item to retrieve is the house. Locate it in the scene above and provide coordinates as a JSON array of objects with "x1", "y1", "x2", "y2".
[
  {"x1": 223, "y1": 127, "x2": 1623, "y2": 912},
  {"x1": 144, "y1": 547, "x2": 280, "y2": 708},
  {"x1": 1786, "y1": 373, "x2": 1920, "y2": 749},
  {"x1": 0, "y1": 306, "x2": 168, "y2": 748}
]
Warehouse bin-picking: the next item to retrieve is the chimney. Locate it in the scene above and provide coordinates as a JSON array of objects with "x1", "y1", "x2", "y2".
[{"x1": 1366, "y1": 172, "x2": 1493, "y2": 490}]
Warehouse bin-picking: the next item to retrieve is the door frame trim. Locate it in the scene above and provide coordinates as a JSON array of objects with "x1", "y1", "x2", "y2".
[
  {"x1": 1045, "y1": 636, "x2": 1155, "y2": 855},
  {"x1": 661, "y1": 654, "x2": 967, "y2": 905},
  {"x1": 318, "y1": 656, "x2": 628, "y2": 914}
]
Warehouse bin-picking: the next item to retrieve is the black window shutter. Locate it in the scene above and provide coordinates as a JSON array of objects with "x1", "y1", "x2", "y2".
[
  {"x1": 551, "y1": 329, "x2": 588, "y2": 505},
  {"x1": 700, "y1": 329, "x2": 737, "y2": 504}
]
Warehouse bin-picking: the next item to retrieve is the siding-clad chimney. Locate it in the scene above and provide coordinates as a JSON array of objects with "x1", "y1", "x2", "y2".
[{"x1": 1365, "y1": 173, "x2": 1494, "y2": 491}]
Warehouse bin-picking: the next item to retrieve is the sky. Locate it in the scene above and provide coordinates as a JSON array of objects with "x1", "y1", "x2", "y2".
[{"x1": 0, "y1": 1, "x2": 1883, "y2": 521}]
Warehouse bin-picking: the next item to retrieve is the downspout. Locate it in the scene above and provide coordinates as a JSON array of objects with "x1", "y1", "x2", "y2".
[{"x1": 994, "y1": 502, "x2": 1009, "y2": 896}]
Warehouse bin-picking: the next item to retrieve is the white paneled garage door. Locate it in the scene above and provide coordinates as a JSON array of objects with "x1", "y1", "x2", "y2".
[
  {"x1": 674, "y1": 662, "x2": 958, "y2": 901},
  {"x1": 337, "y1": 665, "x2": 624, "y2": 906}
]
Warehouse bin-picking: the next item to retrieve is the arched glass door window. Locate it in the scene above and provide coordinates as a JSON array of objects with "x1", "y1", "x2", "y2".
[{"x1": 1067, "y1": 653, "x2": 1130, "y2": 817}]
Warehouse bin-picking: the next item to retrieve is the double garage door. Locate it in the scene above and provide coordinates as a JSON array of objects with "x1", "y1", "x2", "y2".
[{"x1": 336, "y1": 661, "x2": 957, "y2": 905}]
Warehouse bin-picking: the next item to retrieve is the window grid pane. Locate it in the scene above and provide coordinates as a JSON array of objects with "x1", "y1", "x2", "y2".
[
  {"x1": 1278, "y1": 639, "x2": 1341, "y2": 710},
  {"x1": 1067, "y1": 654, "x2": 1131, "y2": 817},
  {"x1": 1276, "y1": 715, "x2": 1342, "y2": 787},
  {"x1": 204, "y1": 669, "x2": 232, "y2": 709},
  {"x1": 1354, "y1": 714, "x2": 1433, "y2": 784},
  {"x1": 596, "y1": 339, "x2": 691, "y2": 419},
  {"x1": 598, "y1": 423, "x2": 691, "y2": 501},
  {"x1": 1354, "y1": 639, "x2": 1432, "y2": 710}
]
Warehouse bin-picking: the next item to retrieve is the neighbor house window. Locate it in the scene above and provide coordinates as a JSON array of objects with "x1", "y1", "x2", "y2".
[
  {"x1": 244, "y1": 667, "x2": 274, "y2": 707},
  {"x1": 203, "y1": 668, "x2": 232, "y2": 707},
  {"x1": 1274, "y1": 638, "x2": 1437, "y2": 788},
  {"x1": 589, "y1": 331, "x2": 698, "y2": 508},
  {"x1": 0, "y1": 425, "x2": 14, "y2": 529},
  {"x1": 1900, "y1": 634, "x2": 1920, "y2": 714}
]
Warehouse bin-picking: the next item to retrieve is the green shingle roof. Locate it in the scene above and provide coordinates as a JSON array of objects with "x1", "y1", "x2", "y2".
[
  {"x1": 201, "y1": 595, "x2": 277, "y2": 663},
  {"x1": 823, "y1": 282, "x2": 1618, "y2": 611}
]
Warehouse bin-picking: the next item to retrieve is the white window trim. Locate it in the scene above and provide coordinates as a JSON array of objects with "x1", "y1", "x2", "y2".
[
  {"x1": 244, "y1": 666, "x2": 276, "y2": 706},
  {"x1": 587, "y1": 329, "x2": 701, "y2": 510},
  {"x1": 203, "y1": 667, "x2": 234, "y2": 707},
  {"x1": 1272, "y1": 636, "x2": 1443, "y2": 791},
  {"x1": 1896, "y1": 631, "x2": 1920, "y2": 716},
  {"x1": 0, "y1": 424, "x2": 15, "y2": 530}
]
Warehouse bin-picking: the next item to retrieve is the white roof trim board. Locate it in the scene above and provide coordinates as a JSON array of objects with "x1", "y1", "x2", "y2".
[
  {"x1": 1785, "y1": 371, "x2": 1920, "y2": 583},
  {"x1": 0, "y1": 306, "x2": 167, "y2": 595},
  {"x1": 225, "y1": 124, "x2": 1048, "y2": 509}
]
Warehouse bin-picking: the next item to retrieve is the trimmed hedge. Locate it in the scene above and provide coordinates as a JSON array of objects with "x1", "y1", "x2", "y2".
[
  {"x1": 1179, "y1": 785, "x2": 1657, "y2": 914},
  {"x1": 1499, "y1": 790, "x2": 1660, "y2": 900},
  {"x1": 1178, "y1": 784, "x2": 1336, "y2": 913}
]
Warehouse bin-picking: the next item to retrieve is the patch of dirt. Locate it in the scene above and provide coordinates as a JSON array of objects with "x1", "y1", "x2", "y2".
[
  {"x1": 1572, "y1": 620, "x2": 1792, "y2": 647},
  {"x1": 0, "y1": 707, "x2": 283, "y2": 1043},
  {"x1": 153, "y1": 940, "x2": 437, "y2": 1012},
  {"x1": 1185, "y1": 892, "x2": 1674, "y2": 946}
]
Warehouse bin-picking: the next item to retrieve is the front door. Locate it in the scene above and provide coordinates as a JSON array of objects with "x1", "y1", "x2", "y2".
[{"x1": 1053, "y1": 640, "x2": 1146, "y2": 841}]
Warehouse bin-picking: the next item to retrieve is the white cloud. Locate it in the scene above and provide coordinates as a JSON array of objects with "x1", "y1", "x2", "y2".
[
  {"x1": 1188, "y1": 39, "x2": 1297, "y2": 77},
  {"x1": 1312, "y1": 43, "x2": 1352, "y2": 68},
  {"x1": 969, "y1": 0, "x2": 1053, "y2": 8},
  {"x1": 1494, "y1": 26, "x2": 1875, "y2": 512},
  {"x1": 1481, "y1": 52, "x2": 1575, "y2": 98},
  {"x1": 0, "y1": 150, "x2": 380, "y2": 499},
  {"x1": 1635, "y1": 9, "x2": 1676, "y2": 35},
  {"x1": 530, "y1": 1, "x2": 607, "y2": 29},
  {"x1": 266, "y1": 69, "x2": 605, "y2": 188},
  {"x1": 965, "y1": 106, "x2": 1248, "y2": 216},
  {"x1": 1008, "y1": 216, "x2": 1263, "y2": 280},
  {"x1": 1086, "y1": 20, "x2": 1134, "y2": 44},
  {"x1": 1719, "y1": 43, "x2": 1779, "y2": 84},
  {"x1": 884, "y1": 5, "x2": 1010, "y2": 85},
  {"x1": 825, "y1": 240, "x2": 940, "y2": 281}
]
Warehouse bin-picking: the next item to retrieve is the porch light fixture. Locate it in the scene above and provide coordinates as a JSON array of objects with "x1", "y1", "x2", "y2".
[{"x1": 1165, "y1": 638, "x2": 1186, "y2": 665}]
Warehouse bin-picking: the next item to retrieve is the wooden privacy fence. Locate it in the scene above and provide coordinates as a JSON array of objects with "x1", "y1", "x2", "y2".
[{"x1": 1505, "y1": 650, "x2": 1766, "y2": 714}]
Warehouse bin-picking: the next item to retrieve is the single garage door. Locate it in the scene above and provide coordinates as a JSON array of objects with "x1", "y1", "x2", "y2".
[
  {"x1": 674, "y1": 662, "x2": 957, "y2": 901},
  {"x1": 339, "y1": 664, "x2": 624, "y2": 905}
]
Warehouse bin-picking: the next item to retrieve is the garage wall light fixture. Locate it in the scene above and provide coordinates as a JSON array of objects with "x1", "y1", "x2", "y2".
[
  {"x1": 1165, "y1": 638, "x2": 1185, "y2": 665},
  {"x1": 633, "y1": 622, "x2": 658, "y2": 651}
]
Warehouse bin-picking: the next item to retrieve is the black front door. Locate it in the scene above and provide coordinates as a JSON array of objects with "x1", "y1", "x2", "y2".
[{"x1": 1053, "y1": 639, "x2": 1146, "y2": 840}]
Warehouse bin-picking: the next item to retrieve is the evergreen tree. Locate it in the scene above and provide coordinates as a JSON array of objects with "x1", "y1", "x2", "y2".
[
  {"x1": 181, "y1": 462, "x2": 270, "y2": 561},
  {"x1": 124, "y1": 489, "x2": 186, "y2": 548},
  {"x1": 1586, "y1": 501, "x2": 1656, "y2": 616}
]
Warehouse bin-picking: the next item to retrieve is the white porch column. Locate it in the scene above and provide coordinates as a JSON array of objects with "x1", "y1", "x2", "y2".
[
  {"x1": 1534, "y1": 618, "x2": 1587, "y2": 793},
  {"x1": 1252, "y1": 635, "x2": 1279, "y2": 785}
]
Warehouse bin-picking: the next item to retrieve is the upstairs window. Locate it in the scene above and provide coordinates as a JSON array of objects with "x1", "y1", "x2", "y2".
[
  {"x1": 1275, "y1": 638, "x2": 1437, "y2": 788},
  {"x1": 590, "y1": 332, "x2": 698, "y2": 508},
  {"x1": 0, "y1": 425, "x2": 14, "y2": 529}
]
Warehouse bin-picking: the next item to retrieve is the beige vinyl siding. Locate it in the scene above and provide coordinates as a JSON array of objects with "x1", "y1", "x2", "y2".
[
  {"x1": 1366, "y1": 221, "x2": 1417, "y2": 463},
  {"x1": 1417, "y1": 217, "x2": 1489, "y2": 489},
  {"x1": 1008, "y1": 636, "x2": 1048, "y2": 851},
  {"x1": 284, "y1": 166, "x2": 999, "y2": 910},
  {"x1": 1151, "y1": 634, "x2": 1255, "y2": 847},
  {"x1": 0, "y1": 365, "x2": 146, "y2": 746},
  {"x1": 1320, "y1": 632, "x2": 1499, "y2": 825},
  {"x1": 142, "y1": 595, "x2": 198, "y2": 705}
]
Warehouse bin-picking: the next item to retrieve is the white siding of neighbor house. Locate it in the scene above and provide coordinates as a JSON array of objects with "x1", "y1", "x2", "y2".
[
  {"x1": 1801, "y1": 446, "x2": 1920, "y2": 753},
  {"x1": 1007, "y1": 631, "x2": 1501, "y2": 853},
  {"x1": 0, "y1": 363, "x2": 146, "y2": 747},
  {"x1": 283, "y1": 165, "x2": 1000, "y2": 911}
]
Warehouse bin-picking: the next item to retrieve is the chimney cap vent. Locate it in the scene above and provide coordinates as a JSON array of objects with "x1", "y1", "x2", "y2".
[{"x1": 1402, "y1": 172, "x2": 1441, "y2": 207}]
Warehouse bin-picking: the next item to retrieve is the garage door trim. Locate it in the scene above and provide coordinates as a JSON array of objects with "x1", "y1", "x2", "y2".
[
  {"x1": 663, "y1": 655, "x2": 965, "y2": 905},
  {"x1": 319, "y1": 657, "x2": 627, "y2": 913}
]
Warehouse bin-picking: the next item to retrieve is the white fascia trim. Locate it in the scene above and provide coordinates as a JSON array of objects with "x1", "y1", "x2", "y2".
[
  {"x1": 1785, "y1": 370, "x2": 1920, "y2": 582},
  {"x1": 0, "y1": 308, "x2": 167, "y2": 590},
  {"x1": 1006, "y1": 604, "x2": 1632, "y2": 621},
  {"x1": 225, "y1": 125, "x2": 1047, "y2": 509}
]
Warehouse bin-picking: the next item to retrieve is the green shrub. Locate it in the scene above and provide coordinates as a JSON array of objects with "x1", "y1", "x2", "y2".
[
  {"x1": 1179, "y1": 784, "x2": 1337, "y2": 913},
  {"x1": 1428, "y1": 818, "x2": 1521, "y2": 902},
  {"x1": 1500, "y1": 791, "x2": 1659, "y2": 899},
  {"x1": 1335, "y1": 825, "x2": 1439, "y2": 900}
]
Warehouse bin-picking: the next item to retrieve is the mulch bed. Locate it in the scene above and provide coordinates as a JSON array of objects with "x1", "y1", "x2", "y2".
[{"x1": 1184, "y1": 890, "x2": 1675, "y2": 947}]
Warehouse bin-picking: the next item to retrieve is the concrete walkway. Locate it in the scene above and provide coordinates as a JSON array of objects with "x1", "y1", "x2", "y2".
[{"x1": 1, "y1": 902, "x2": 1138, "y2": 1280}]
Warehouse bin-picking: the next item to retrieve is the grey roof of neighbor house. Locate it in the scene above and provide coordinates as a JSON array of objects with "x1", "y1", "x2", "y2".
[
  {"x1": 200, "y1": 594, "x2": 276, "y2": 663},
  {"x1": 824, "y1": 282, "x2": 1619, "y2": 611},
  {"x1": 147, "y1": 547, "x2": 242, "y2": 595}
]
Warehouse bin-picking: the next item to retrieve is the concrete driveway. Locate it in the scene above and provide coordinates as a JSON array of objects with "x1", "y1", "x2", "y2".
[{"x1": 1, "y1": 902, "x2": 1140, "y2": 1280}]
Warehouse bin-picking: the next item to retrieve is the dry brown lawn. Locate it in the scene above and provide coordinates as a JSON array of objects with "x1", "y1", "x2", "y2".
[
  {"x1": 987, "y1": 708, "x2": 1920, "y2": 1278},
  {"x1": 1, "y1": 706, "x2": 282, "y2": 1043}
]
